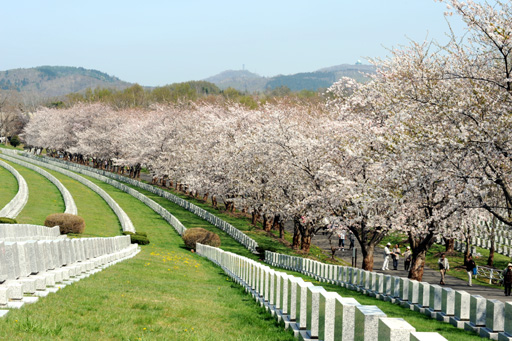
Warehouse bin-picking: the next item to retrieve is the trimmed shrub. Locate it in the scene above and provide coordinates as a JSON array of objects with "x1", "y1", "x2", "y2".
[
  {"x1": 9, "y1": 135, "x2": 21, "y2": 148},
  {"x1": 0, "y1": 217, "x2": 18, "y2": 224},
  {"x1": 182, "y1": 228, "x2": 221, "y2": 250},
  {"x1": 123, "y1": 231, "x2": 150, "y2": 245},
  {"x1": 44, "y1": 213, "x2": 86, "y2": 234}
]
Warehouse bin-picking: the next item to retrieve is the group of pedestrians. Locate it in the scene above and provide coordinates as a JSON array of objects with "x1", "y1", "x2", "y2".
[
  {"x1": 381, "y1": 244, "x2": 512, "y2": 296},
  {"x1": 382, "y1": 242, "x2": 412, "y2": 271},
  {"x1": 336, "y1": 229, "x2": 354, "y2": 251},
  {"x1": 438, "y1": 252, "x2": 512, "y2": 295}
]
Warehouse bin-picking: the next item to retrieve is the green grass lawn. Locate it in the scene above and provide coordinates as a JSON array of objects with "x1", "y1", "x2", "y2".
[
  {"x1": 41, "y1": 168, "x2": 122, "y2": 237},
  {"x1": 138, "y1": 181, "x2": 342, "y2": 264},
  {"x1": 0, "y1": 163, "x2": 18, "y2": 210},
  {"x1": 3, "y1": 160, "x2": 64, "y2": 225},
  {"x1": 0, "y1": 144, "x2": 23, "y2": 151},
  {"x1": 0, "y1": 170, "x2": 295, "y2": 340}
]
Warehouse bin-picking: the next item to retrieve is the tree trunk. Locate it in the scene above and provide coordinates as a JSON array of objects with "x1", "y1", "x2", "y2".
[
  {"x1": 263, "y1": 215, "x2": 273, "y2": 232},
  {"x1": 292, "y1": 219, "x2": 301, "y2": 250},
  {"x1": 361, "y1": 248, "x2": 374, "y2": 271},
  {"x1": 212, "y1": 196, "x2": 217, "y2": 208},
  {"x1": 408, "y1": 250, "x2": 427, "y2": 281},
  {"x1": 465, "y1": 236, "x2": 471, "y2": 261},
  {"x1": 301, "y1": 230, "x2": 312, "y2": 253},
  {"x1": 487, "y1": 242, "x2": 495, "y2": 267},
  {"x1": 272, "y1": 214, "x2": 280, "y2": 231},
  {"x1": 203, "y1": 193, "x2": 208, "y2": 201},
  {"x1": 444, "y1": 238, "x2": 455, "y2": 253},
  {"x1": 251, "y1": 211, "x2": 260, "y2": 225}
]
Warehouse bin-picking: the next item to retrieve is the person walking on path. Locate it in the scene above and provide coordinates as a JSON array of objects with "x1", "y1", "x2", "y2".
[
  {"x1": 402, "y1": 246, "x2": 412, "y2": 271},
  {"x1": 338, "y1": 229, "x2": 346, "y2": 251},
  {"x1": 382, "y1": 243, "x2": 392, "y2": 271},
  {"x1": 503, "y1": 263, "x2": 512, "y2": 296},
  {"x1": 392, "y1": 244, "x2": 400, "y2": 270},
  {"x1": 348, "y1": 231, "x2": 355, "y2": 250},
  {"x1": 438, "y1": 253, "x2": 449, "y2": 285},
  {"x1": 464, "y1": 254, "x2": 476, "y2": 287}
]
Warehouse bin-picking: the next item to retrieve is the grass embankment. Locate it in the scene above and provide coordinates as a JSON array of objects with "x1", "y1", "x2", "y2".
[
  {"x1": 137, "y1": 181, "x2": 338, "y2": 264},
  {"x1": 2, "y1": 160, "x2": 64, "y2": 225},
  {"x1": 0, "y1": 171, "x2": 295, "y2": 340},
  {"x1": 0, "y1": 164, "x2": 18, "y2": 209},
  {"x1": 41, "y1": 168, "x2": 122, "y2": 237},
  {"x1": 0, "y1": 143, "x2": 23, "y2": 151}
]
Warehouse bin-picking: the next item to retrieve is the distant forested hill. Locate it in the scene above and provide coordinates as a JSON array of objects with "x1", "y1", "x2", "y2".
[
  {"x1": 205, "y1": 64, "x2": 376, "y2": 92},
  {"x1": 204, "y1": 70, "x2": 268, "y2": 93},
  {"x1": 0, "y1": 66, "x2": 131, "y2": 98}
]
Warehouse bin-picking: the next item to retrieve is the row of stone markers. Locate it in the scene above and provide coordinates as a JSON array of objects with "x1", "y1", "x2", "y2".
[
  {"x1": 0, "y1": 234, "x2": 139, "y2": 317},
  {"x1": 0, "y1": 224, "x2": 61, "y2": 241},
  {"x1": 0, "y1": 150, "x2": 135, "y2": 233},
  {"x1": 440, "y1": 218, "x2": 512, "y2": 259},
  {"x1": 0, "y1": 154, "x2": 77, "y2": 215},
  {"x1": 16, "y1": 151, "x2": 258, "y2": 252},
  {"x1": 0, "y1": 159, "x2": 28, "y2": 219},
  {"x1": 264, "y1": 251, "x2": 512, "y2": 340},
  {"x1": 197, "y1": 244, "x2": 446, "y2": 341},
  {"x1": 2, "y1": 150, "x2": 188, "y2": 237},
  {"x1": 438, "y1": 233, "x2": 512, "y2": 259},
  {"x1": 472, "y1": 222, "x2": 512, "y2": 258}
]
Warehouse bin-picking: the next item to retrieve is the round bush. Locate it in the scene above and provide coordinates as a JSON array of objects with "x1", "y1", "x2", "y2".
[
  {"x1": 130, "y1": 234, "x2": 150, "y2": 245},
  {"x1": 182, "y1": 228, "x2": 221, "y2": 250},
  {"x1": 44, "y1": 213, "x2": 86, "y2": 234},
  {"x1": 123, "y1": 231, "x2": 150, "y2": 245},
  {"x1": 0, "y1": 217, "x2": 18, "y2": 224}
]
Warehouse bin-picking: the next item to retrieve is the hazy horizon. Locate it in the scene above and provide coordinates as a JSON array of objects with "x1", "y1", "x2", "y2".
[{"x1": 2, "y1": 0, "x2": 467, "y2": 87}]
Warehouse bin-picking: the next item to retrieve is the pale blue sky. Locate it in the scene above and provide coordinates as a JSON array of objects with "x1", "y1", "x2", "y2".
[{"x1": 2, "y1": 0, "x2": 466, "y2": 86}]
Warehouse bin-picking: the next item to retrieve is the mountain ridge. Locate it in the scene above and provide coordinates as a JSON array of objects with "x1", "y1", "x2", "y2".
[
  {"x1": 204, "y1": 63, "x2": 376, "y2": 92},
  {"x1": 0, "y1": 63, "x2": 376, "y2": 100},
  {"x1": 0, "y1": 66, "x2": 131, "y2": 98}
]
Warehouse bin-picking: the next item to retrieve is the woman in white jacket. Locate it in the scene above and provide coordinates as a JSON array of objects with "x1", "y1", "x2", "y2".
[{"x1": 438, "y1": 253, "x2": 449, "y2": 285}]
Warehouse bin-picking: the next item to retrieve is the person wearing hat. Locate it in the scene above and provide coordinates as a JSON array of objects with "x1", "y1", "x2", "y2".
[
  {"x1": 382, "y1": 242, "x2": 392, "y2": 271},
  {"x1": 503, "y1": 263, "x2": 512, "y2": 296},
  {"x1": 464, "y1": 254, "x2": 476, "y2": 287},
  {"x1": 402, "y1": 246, "x2": 412, "y2": 271}
]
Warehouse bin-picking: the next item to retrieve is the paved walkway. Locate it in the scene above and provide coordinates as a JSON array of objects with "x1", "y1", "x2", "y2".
[{"x1": 310, "y1": 231, "x2": 512, "y2": 303}]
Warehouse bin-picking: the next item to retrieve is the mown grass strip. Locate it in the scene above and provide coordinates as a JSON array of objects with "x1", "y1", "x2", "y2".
[
  {"x1": 3, "y1": 160, "x2": 64, "y2": 225},
  {"x1": 0, "y1": 164, "x2": 18, "y2": 210},
  {"x1": 138, "y1": 181, "x2": 338, "y2": 263},
  {"x1": 0, "y1": 171, "x2": 295, "y2": 340},
  {"x1": 32, "y1": 167, "x2": 122, "y2": 238}
]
